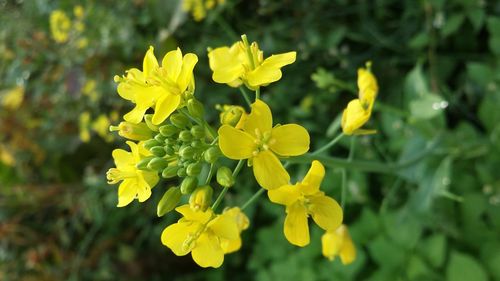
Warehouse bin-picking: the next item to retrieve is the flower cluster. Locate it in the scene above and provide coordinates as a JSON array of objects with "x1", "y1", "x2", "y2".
[
  {"x1": 49, "y1": 6, "x2": 88, "y2": 48},
  {"x1": 107, "y1": 35, "x2": 369, "y2": 268},
  {"x1": 182, "y1": 0, "x2": 225, "y2": 22}
]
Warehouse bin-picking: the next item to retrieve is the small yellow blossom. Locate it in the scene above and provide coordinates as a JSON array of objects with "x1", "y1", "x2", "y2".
[
  {"x1": 217, "y1": 104, "x2": 247, "y2": 129},
  {"x1": 218, "y1": 99, "x2": 310, "y2": 190},
  {"x1": 0, "y1": 145, "x2": 15, "y2": 166},
  {"x1": 50, "y1": 10, "x2": 71, "y2": 43},
  {"x1": 79, "y1": 111, "x2": 91, "y2": 142},
  {"x1": 115, "y1": 46, "x2": 198, "y2": 125},
  {"x1": 76, "y1": 37, "x2": 88, "y2": 49},
  {"x1": 182, "y1": 0, "x2": 224, "y2": 21},
  {"x1": 92, "y1": 114, "x2": 113, "y2": 142},
  {"x1": 220, "y1": 207, "x2": 249, "y2": 254},
  {"x1": 1, "y1": 86, "x2": 24, "y2": 110},
  {"x1": 322, "y1": 224, "x2": 356, "y2": 265},
  {"x1": 107, "y1": 141, "x2": 159, "y2": 207},
  {"x1": 341, "y1": 63, "x2": 378, "y2": 135},
  {"x1": 161, "y1": 204, "x2": 240, "y2": 268},
  {"x1": 208, "y1": 35, "x2": 296, "y2": 89},
  {"x1": 268, "y1": 161, "x2": 343, "y2": 246},
  {"x1": 73, "y1": 5, "x2": 84, "y2": 19}
]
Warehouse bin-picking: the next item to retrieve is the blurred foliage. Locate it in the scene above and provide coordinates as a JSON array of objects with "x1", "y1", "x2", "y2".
[{"x1": 1, "y1": 0, "x2": 500, "y2": 280}]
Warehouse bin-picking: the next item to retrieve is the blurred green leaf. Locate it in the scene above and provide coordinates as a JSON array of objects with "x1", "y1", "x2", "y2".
[{"x1": 446, "y1": 251, "x2": 488, "y2": 281}]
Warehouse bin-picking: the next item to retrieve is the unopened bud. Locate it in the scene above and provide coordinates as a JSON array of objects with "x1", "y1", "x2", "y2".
[
  {"x1": 179, "y1": 146, "x2": 196, "y2": 159},
  {"x1": 216, "y1": 166, "x2": 234, "y2": 188},
  {"x1": 179, "y1": 130, "x2": 193, "y2": 142},
  {"x1": 135, "y1": 156, "x2": 155, "y2": 170},
  {"x1": 187, "y1": 99, "x2": 205, "y2": 119},
  {"x1": 204, "y1": 146, "x2": 221, "y2": 163},
  {"x1": 187, "y1": 162, "x2": 203, "y2": 176},
  {"x1": 219, "y1": 105, "x2": 247, "y2": 129},
  {"x1": 147, "y1": 157, "x2": 168, "y2": 170},
  {"x1": 154, "y1": 134, "x2": 166, "y2": 143},
  {"x1": 180, "y1": 176, "x2": 198, "y2": 194},
  {"x1": 109, "y1": 121, "x2": 153, "y2": 141},
  {"x1": 177, "y1": 167, "x2": 187, "y2": 177},
  {"x1": 143, "y1": 139, "x2": 161, "y2": 150},
  {"x1": 157, "y1": 186, "x2": 182, "y2": 217},
  {"x1": 170, "y1": 113, "x2": 190, "y2": 129},
  {"x1": 190, "y1": 125, "x2": 205, "y2": 139},
  {"x1": 150, "y1": 146, "x2": 166, "y2": 157},
  {"x1": 159, "y1": 124, "x2": 179, "y2": 137},
  {"x1": 189, "y1": 185, "x2": 213, "y2": 211},
  {"x1": 162, "y1": 166, "x2": 179, "y2": 178},
  {"x1": 144, "y1": 114, "x2": 159, "y2": 132}
]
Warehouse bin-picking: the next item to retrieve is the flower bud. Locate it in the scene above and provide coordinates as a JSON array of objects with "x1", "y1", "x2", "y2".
[
  {"x1": 179, "y1": 130, "x2": 193, "y2": 142},
  {"x1": 143, "y1": 139, "x2": 161, "y2": 150},
  {"x1": 219, "y1": 105, "x2": 247, "y2": 129},
  {"x1": 187, "y1": 98, "x2": 205, "y2": 119},
  {"x1": 189, "y1": 185, "x2": 213, "y2": 211},
  {"x1": 154, "y1": 134, "x2": 166, "y2": 143},
  {"x1": 162, "y1": 166, "x2": 179, "y2": 178},
  {"x1": 147, "y1": 157, "x2": 168, "y2": 170},
  {"x1": 109, "y1": 121, "x2": 153, "y2": 141},
  {"x1": 170, "y1": 113, "x2": 190, "y2": 129},
  {"x1": 180, "y1": 176, "x2": 198, "y2": 194},
  {"x1": 179, "y1": 146, "x2": 196, "y2": 159},
  {"x1": 144, "y1": 114, "x2": 159, "y2": 132},
  {"x1": 159, "y1": 124, "x2": 179, "y2": 137},
  {"x1": 203, "y1": 146, "x2": 221, "y2": 163},
  {"x1": 150, "y1": 146, "x2": 166, "y2": 157},
  {"x1": 164, "y1": 146, "x2": 175, "y2": 156},
  {"x1": 191, "y1": 140, "x2": 203, "y2": 148},
  {"x1": 216, "y1": 166, "x2": 234, "y2": 188},
  {"x1": 135, "y1": 156, "x2": 155, "y2": 170},
  {"x1": 187, "y1": 162, "x2": 203, "y2": 176},
  {"x1": 190, "y1": 125, "x2": 205, "y2": 139},
  {"x1": 157, "y1": 186, "x2": 182, "y2": 217},
  {"x1": 177, "y1": 167, "x2": 187, "y2": 177}
]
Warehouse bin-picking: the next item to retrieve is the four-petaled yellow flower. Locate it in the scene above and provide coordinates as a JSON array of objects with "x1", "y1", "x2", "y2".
[
  {"x1": 322, "y1": 224, "x2": 356, "y2": 265},
  {"x1": 220, "y1": 207, "x2": 250, "y2": 254},
  {"x1": 208, "y1": 35, "x2": 296, "y2": 89},
  {"x1": 106, "y1": 141, "x2": 159, "y2": 207},
  {"x1": 268, "y1": 160, "x2": 343, "y2": 246},
  {"x1": 115, "y1": 47, "x2": 198, "y2": 125},
  {"x1": 161, "y1": 204, "x2": 240, "y2": 268},
  {"x1": 218, "y1": 99, "x2": 310, "y2": 190},
  {"x1": 341, "y1": 63, "x2": 378, "y2": 135}
]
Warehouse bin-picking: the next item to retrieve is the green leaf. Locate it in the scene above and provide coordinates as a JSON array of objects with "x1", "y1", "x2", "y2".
[
  {"x1": 407, "y1": 255, "x2": 431, "y2": 280},
  {"x1": 441, "y1": 14, "x2": 465, "y2": 37},
  {"x1": 409, "y1": 93, "x2": 447, "y2": 120},
  {"x1": 446, "y1": 251, "x2": 488, "y2": 281},
  {"x1": 405, "y1": 64, "x2": 429, "y2": 100},
  {"x1": 421, "y1": 234, "x2": 447, "y2": 268}
]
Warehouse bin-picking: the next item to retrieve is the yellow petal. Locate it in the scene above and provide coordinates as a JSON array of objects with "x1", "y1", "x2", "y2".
[
  {"x1": 246, "y1": 52, "x2": 296, "y2": 87},
  {"x1": 339, "y1": 230, "x2": 356, "y2": 264},
  {"x1": 136, "y1": 175, "x2": 153, "y2": 202},
  {"x1": 299, "y1": 160, "x2": 325, "y2": 195},
  {"x1": 268, "y1": 184, "x2": 300, "y2": 206},
  {"x1": 175, "y1": 204, "x2": 213, "y2": 223},
  {"x1": 221, "y1": 237, "x2": 242, "y2": 254},
  {"x1": 143, "y1": 46, "x2": 159, "y2": 78},
  {"x1": 152, "y1": 94, "x2": 181, "y2": 125},
  {"x1": 112, "y1": 149, "x2": 133, "y2": 168},
  {"x1": 209, "y1": 214, "x2": 239, "y2": 241},
  {"x1": 244, "y1": 99, "x2": 273, "y2": 138},
  {"x1": 357, "y1": 67, "x2": 378, "y2": 102},
  {"x1": 321, "y1": 230, "x2": 342, "y2": 261},
  {"x1": 177, "y1": 53, "x2": 198, "y2": 92},
  {"x1": 341, "y1": 99, "x2": 372, "y2": 135},
  {"x1": 218, "y1": 125, "x2": 256, "y2": 160},
  {"x1": 253, "y1": 150, "x2": 290, "y2": 190},
  {"x1": 117, "y1": 179, "x2": 136, "y2": 207},
  {"x1": 309, "y1": 194, "x2": 343, "y2": 231},
  {"x1": 161, "y1": 221, "x2": 195, "y2": 256},
  {"x1": 191, "y1": 233, "x2": 224, "y2": 268},
  {"x1": 142, "y1": 170, "x2": 159, "y2": 189},
  {"x1": 269, "y1": 124, "x2": 310, "y2": 156},
  {"x1": 284, "y1": 202, "x2": 309, "y2": 247},
  {"x1": 208, "y1": 46, "x2": 244, "y2": 84},
  {"x1": 162, "y1": 48, "x2": 183, "y2": 81},
  {"x1": 124, "y1": 105, "x2": 148, "y2": 124}
]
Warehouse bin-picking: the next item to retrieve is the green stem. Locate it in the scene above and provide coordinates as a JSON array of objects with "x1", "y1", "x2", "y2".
[
  {"x1": 312, "y1": 133, "x2": 344, "y2": 155},
  {"x1": 341, "y1": 137, "x2": 356, "y2": 209},
  {"x1": 241, "y1": 188, "x2": 265, "y2": 210},
  {"x1": 232, "y1": 159, "x2": 245, "y2": 178},
  {"x1": 205, "y1": 163, "x2": 216, "y2": 185},
  {"x1": 255, "y1": 87, "x2": 260, "y2": 101},
  {"x1": 238, "y1": 87, "x2": 252, "y2": 108},
  {"x1": 211, "y1": 160, "x2": 245, "y2": 211}
]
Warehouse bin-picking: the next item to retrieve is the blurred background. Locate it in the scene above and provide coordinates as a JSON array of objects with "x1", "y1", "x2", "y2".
[{"x1": 1, "y1": 0, "x2": 500, "y2": 280}]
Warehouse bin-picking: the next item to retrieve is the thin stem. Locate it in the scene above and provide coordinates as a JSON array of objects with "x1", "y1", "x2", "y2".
[
  {"x1": 232, "y1": 159, "x2": 245, "y2": 178},
  {"x1": 312, "y1": 133, "x2": 344, "y2": 155},
  {"x1": 205, "y1": 163, "x2": 216, "y2": 185},
  {"x1": 340, "y1": 169, "x2": 347, "y2": 209},
  {"x1": 238, "y1": 87, "x2": 252, "y2": 108},
  {"x1": 211, "y1": 160, "x2": 245, "y2": 211},
  {"x1": 241, "y1": 188, "x2": 265, "y2": 210},
  {"x1": 255, "y1": 87, "x2": 260, "y2": 101}
]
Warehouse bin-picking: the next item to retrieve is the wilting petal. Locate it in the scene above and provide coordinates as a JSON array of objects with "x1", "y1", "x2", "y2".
[
  {"x1": 191, "y1": 233, "x2": 224, "y2": 268},
  {"x1": 218, "y1": 125, "x2": 256, "y2": 159},
  {"x1": 161, "y1": 221, "x2": 195, "y2": 256},
  {"x1": 246, "y1": 52, "x2": 296, "y2": 87},
  {"x1": 299, "y1": 160, "x2": 325, "y2": 195},
  {"x1": 268, "y1": 184, "x2": 300, "y2": 206},
  {"x1": 341, "y1": 99, "x2": 372, "y2": 135},
  {"x1": 253, "y1": 150, "x2": 290, "y2": 190},
  {"x1": 244, "y1": 99, "x2": 273, "y2": 138},
  {"x1": 284, "y1": 202, "x2": 309, "y2": 247},
  {"x1": 270, "y1": 124, "x2": 310, "y2": 156},
  {"x1": 152, "y1": 94, "x2": 181, "y2": 125},
  {"x1": 309, "y1": 194, "x2": 343, "y2": 231}
]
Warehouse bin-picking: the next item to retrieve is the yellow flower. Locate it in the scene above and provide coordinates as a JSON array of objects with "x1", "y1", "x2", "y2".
[
  {"x1": 50, "y1": 10, "x2": 71, "y2": 43},
  {"x1": 0, "y1": 145, "x2": 15, "y2": 166},
  {"x1": 208, "y1": 35, "x2": 296, "y2": 89},
  {"x1": 1, "y1": 86, "x2": 24, "y2": 110},
  {"x1": 268, "y1": 161, "x2": 343, "y2": 247},
  {"x1": 341, "y1": 63, "x2": 378, "y2": 135},
  {"x1": 218, "y1": 104, "x2": 247, "y2": 129},
  {"x1": 106, "y1": 141, "x2": 159, "y2": 207},
  {"x1": 92, "y1": 114, "x2": 113, "y2": 142},
  {"x1": 115, "y1": 47, "x2": 198, "y2": 125},
  {"x1": 182, "y1": 0, "x2": 224, "y2": 21},
  {"x1": 322, "y1": 224, "x2": 356, "y2": 265},
  {"x1": 218, "y1": 99, "x2": 310, "y2": 190},
  {"x1": 161, "y1": 204, "x2": 240, "y2": 268},
  {"x1": 73, "y1": 5, "x2": 84, "y2": 19},
  {"x1": 109, "y1": 121, "x2": 153, "y2": 141},
  {"x1": 220, "y1": 207, "x2": 249, "y2": 254},
  {"x1": 79, "y1": 111, "x2": 91, "y2": 142}
]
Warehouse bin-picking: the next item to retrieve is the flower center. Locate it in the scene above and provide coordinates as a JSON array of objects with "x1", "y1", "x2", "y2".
[
  {"x1": 106, "y1": 168, "x2": 137, "y2": 184},
  {"x1": 252, "y1": 128, "x2": 276, "y2": 156}
]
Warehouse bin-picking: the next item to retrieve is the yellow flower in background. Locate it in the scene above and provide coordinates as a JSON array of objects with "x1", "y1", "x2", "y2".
[
  {"x1": 217, "y1": 104, "x2": 247, "y2": 129},
  {"x1": 0, "y1": 145, "x2": 15, "y2": 166},
  {"x1": 1, "y1": 86, "x2": 24, "y2": 110},
  {"x1": 268, "y1": 161, "x2": 343, "y2": 247},
  {"x1": 341, "y1": 63, "x2": 378, "y2": 135},
  {"x1": 115, "y1": 47, "x2": 198, "y2": 125},
  {"x1": 73, "y1": 5, "x2": 84, "y2": 19},
  {"x1": 218, "y1": 99, "x2": 310, "y2": 190},
  {"x1": 220, "y1": 207, "x2": 249, "y2": 254},
  {"x1": 183, "y1": 0, "x2": 225, "y2": 21},
  {"x1": 161, "y1": 204, "x2": 239, "y2": 268},
  {"x1": 92, "y1": 114, "x2": 113, "y2": 142},
  {"x1": 208, "y1": 35, "x2": 296, "y2": 89},
  {"x1": 79, "y1": 111, "x2": 91, "y2": 142},
  {"x1": 322, "y1": 224, "x2": 356, "y2": 265},
  {"x1": 50, "y1": 10, "x2": 71, "y2": 43},
  {"x1": 106, "y1": 141, "x2": 159, "y2": 207}
]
